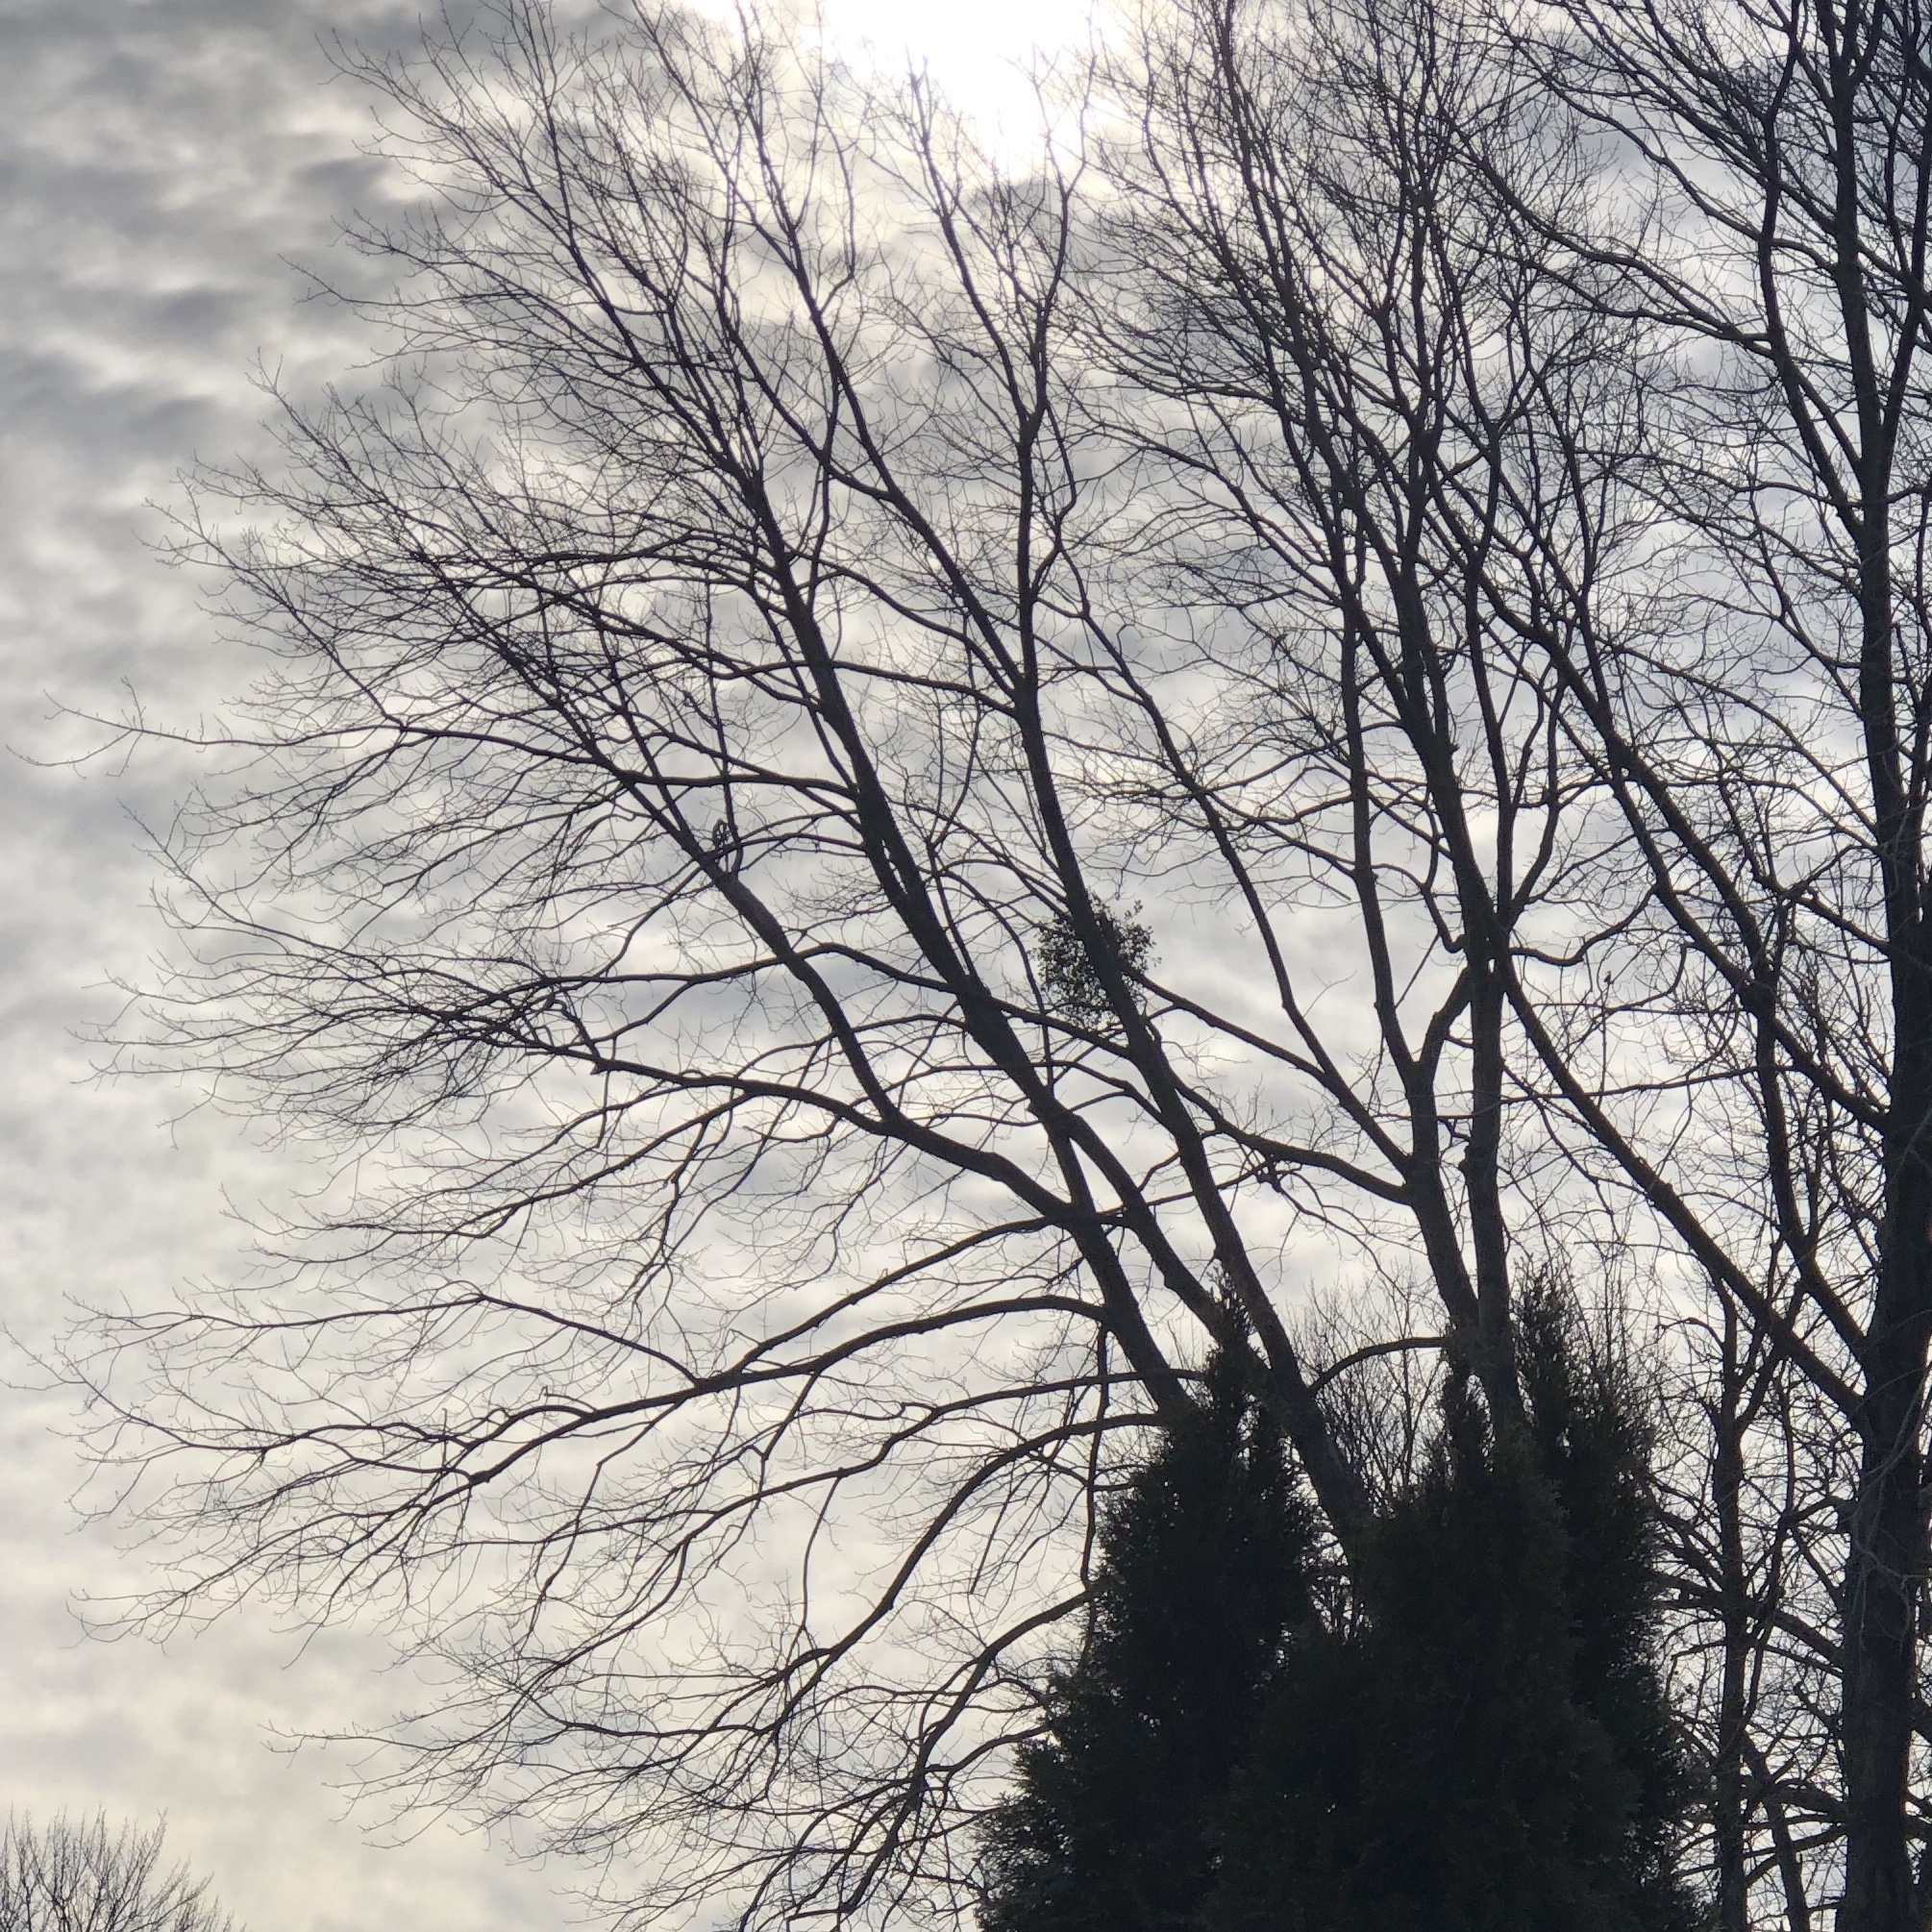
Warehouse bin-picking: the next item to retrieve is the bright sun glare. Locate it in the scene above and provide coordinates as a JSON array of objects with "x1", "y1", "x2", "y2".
[{"x1": 731, "y1": 0, "x2": 1108, "y2": 152}]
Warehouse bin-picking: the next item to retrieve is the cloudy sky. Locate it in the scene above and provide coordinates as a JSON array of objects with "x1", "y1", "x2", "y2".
[{"x1": 0, "y1": 2, "x2": 1094, "y2": 1926}]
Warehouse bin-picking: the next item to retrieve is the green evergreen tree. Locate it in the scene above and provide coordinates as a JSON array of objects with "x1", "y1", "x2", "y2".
[
  {"x1": 976, "y1": 1351, "x2": 1319, "y2": 1932},
  {"x1": 1516, "y1": 1281, "x2": 1704, "y2": 1932},
  {"x1": 978, "y1": 1288, "x2": 1702, "y2": 1932},
  {"x1": 1214, "y1": 1284, "x2": 1704, "y2": 1932}
]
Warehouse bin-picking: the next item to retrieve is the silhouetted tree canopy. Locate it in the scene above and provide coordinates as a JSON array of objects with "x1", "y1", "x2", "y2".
[
  {"x1": 977, "y1": 1346, "x2": 1317, "y2": 1932},
  {"x1": 981, "y1": 1286, "x2": 1701, "y2": 1932},
  {"x1": 0, "y1": 1815, "x2": 237, "y2": 1932},
  {"x1": 75, "y1": 0, "x2": 1932, "y2": 1918}
]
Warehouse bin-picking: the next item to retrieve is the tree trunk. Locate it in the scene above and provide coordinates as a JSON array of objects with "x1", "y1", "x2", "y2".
[
  {"x1": 1714, "y1": 1309, "x2": 1753, "y2": 1932},
  {"x1": 1840, "y1": 1179, "x2": 1932, "y2": 1932}
]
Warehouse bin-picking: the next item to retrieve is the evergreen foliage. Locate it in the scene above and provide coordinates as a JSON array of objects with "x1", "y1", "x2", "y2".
[
  {"x1": 1516, "y1": 1284, "x2": 1703, "y2": 1931},
  {"x1": 978, "y1": 1287, "x2": 1704, "y2": 1932},
  {"x1": 1218, "y1": 1355, "x2": 1701, "y2": 1930},
  {"x1": 975, "y1": 1352, "x2": 1317, "y2": 1932}
]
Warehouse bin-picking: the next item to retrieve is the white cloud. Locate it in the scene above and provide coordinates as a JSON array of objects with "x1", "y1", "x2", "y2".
[
  {"x1": 1, "y1": 7, "x2": 598, "y2": 1930},
  {"x1": 0, "y1": 0, "x2": 1110, "y2": 1924}
]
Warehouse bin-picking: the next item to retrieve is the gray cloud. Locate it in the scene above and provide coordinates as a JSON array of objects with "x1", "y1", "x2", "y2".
[{"x1": 0, "y1": 3, "x2": 574, "y2": 1926}]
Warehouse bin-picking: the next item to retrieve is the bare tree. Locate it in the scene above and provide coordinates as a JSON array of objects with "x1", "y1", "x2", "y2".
[
  {"x1": 1377, "y1": 0, "x2": 1932, "y2": 1921},
  {"x1": 1654, "y1": 1290, "x2": 1844, "y2": 1931},
  {"x1": 0, "y1": 1816, "x2": 237, "y2": 1932},
  {"x1": 74, "y1": 0, "x2": 1821, "y2": 1921},
  {"x1": 1102, "y1": 0, "x2": 1932, "y2": 1917}
]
